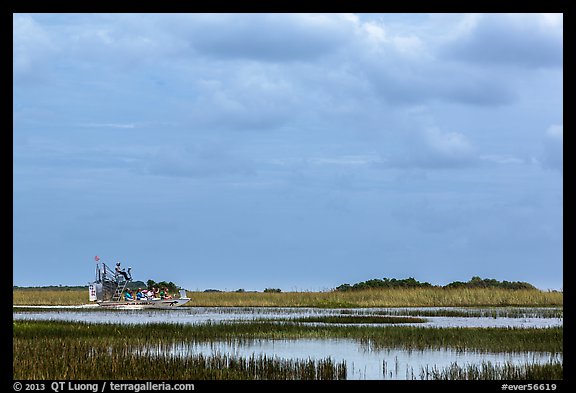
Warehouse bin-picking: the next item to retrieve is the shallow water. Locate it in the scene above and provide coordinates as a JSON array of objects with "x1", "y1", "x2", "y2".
[
  {"x1": 13, "y1": 306, "x2": 562, "y2": 380},
  {"x1": 137, "y1": 338, "x2": 561, "y2": 380},
  {"x1": 12, "y1": 306, "x2": 563, "y2": 328}
]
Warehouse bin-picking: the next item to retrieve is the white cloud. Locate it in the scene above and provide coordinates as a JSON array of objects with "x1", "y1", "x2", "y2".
[
  {"x1": 424, "y1": 127, "x2": 473, "y2": 158},
  {"x1": 308, "y1": 155, "x2": 379, "y2": 166},
  {"x1": 546, "y1": 124, "x2": 563, "y2": 140},
  {"x1": 374, "y1": 124, "x2": 477, "y2": 170},
  {"x1": 13, "y1": 14, "x2": 57, "y2": 81},
  {"x1": 541, "y1": 124, "x2": 563, "y2": 171},
  {"x1": 479, "y1": 155, "x2": 525, "y2": 165},
  {"x1": 79, "y1": 123, "x2": 136, "y2": 129}
]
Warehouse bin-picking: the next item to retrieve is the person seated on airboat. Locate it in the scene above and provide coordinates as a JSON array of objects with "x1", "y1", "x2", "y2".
[
  {"x1": 136, "y1": 288, "x2": 147, "y2": 300},
  {"x1": 115, "y1": 262, "x2": 131, "y2": 282},
  {"x1": 160, "y1": 287, "x2": 173, "y2": 299},
  {"x1": 124, "y1": 288, "x2": 134, "y2": 301}
]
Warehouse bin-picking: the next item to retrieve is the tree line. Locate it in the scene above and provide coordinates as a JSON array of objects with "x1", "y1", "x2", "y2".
[{"x1": 334, "y1": 276, "x2": 537, "y2": 292}]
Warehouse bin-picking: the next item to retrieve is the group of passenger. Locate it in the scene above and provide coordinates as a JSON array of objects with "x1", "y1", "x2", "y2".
[{"x1": 124, "y1": 287, "x2": 173, "y2": 301}]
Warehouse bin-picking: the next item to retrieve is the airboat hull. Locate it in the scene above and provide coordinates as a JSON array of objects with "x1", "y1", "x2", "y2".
[{"x1": 97, "y1": 297, "x2": 190, "y2": 309}]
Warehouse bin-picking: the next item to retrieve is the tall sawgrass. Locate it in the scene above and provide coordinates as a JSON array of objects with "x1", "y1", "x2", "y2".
[
  {"x1": 13, "y1": 289, "x2": 88, "y2": 306},
  {"x1": 357, "y1": 307, "x2": 564, "y2": 319},
  {"x1": 417, "y1": 360, "x2": 563, "y2": 380},
  {"x1": 279, "y1": 315, "x2": 428, "y2": 324},
  {"x1": 13, "y1": 321, "x2": 563, "y2": 353},
  {"x1": 13, "y1": 287, "x2": 563, "y2": 307},
  {"x1": 13, "y1": 321, "x2": 562, "y2": 380},
  {"x1": 185, "y1": 288, "x2": 563, "y2": 307},
  {"x1": 13, "y1": 336, "x2": 346, "y2": 380}
]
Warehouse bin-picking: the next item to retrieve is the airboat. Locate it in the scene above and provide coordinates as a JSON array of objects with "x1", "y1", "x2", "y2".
[{"x1": 88, "y1": 259, "x2": 190, "y2": 308}]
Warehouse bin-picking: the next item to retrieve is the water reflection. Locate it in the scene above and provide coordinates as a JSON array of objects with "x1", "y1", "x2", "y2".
[
  {"x1": 13, "y1": 306, "x2": 563, "y2": 329},
  {"x1": 136, "y1": 338, "x2": 561, "y2": 380}
]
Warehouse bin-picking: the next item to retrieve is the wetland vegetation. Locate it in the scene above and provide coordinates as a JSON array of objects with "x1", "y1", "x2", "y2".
[
  {"x1": 13, "y1": 287, "x2": 563, "y2": 307},
  {"x1": 416, "y1": 360, "x2": 563, "y2": 380},
  {"x1": 14, "y1": 320, "x2": 563, "y2": 354},
  {"x1": 275, "y1": 315, "x2": 429, "y2": 324},
  {"x1": 13, "y1": 279, "x2": 563, "y2": 380},
  {"x1": 13, "y1": 320, "x2": 562, "y2": 380}
]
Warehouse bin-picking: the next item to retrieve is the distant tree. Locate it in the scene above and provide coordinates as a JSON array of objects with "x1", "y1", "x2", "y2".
[
  {"x1": 444, "y1": 281, "x2": 466, "y2": 289},
  {"x1": 334, "y1": 276, "x2": 536, "y2": 292},
  {"x1": 264, "y1": 288, "x2": 282, "y2": 293},
  {"x1": 145, "y1": 279, "x2": 179, "y2": 294},
  {"x1": 126, "y1": 280, "x2": 147, "y2": 290},
  {"x1": 444, "y1": 277, "x2": 536, "y2": 290},
  {"x1": 334, "y1": 277, "x2": 433, "y2": 291}
]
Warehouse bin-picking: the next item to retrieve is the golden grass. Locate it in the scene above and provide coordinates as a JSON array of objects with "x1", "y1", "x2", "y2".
[
  {"x1": 13, "y1": 287, "x2": 563, "y2": 307},
  {"x1": 13, "y1": 289, "x2": 88, "y2": 306},
  {"x1": 185, "y1": 288, "x2": 563, "y2": 307}
]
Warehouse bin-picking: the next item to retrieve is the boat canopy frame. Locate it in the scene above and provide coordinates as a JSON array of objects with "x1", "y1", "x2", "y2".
[{"x1": 92, "y1": 262, "x2": 131, "y2": 302}]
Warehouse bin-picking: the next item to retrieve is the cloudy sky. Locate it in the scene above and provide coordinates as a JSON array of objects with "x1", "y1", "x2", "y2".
[{"x1": 13, "y1": 13, "x2": 563, "y2": 291}]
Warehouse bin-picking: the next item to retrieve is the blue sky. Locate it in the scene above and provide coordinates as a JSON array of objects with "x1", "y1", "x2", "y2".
[{"x1": 13, "y1": 13, "x2": 563, "y2": 291}]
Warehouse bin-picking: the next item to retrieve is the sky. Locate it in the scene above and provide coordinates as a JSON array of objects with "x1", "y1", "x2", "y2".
[{"x1": 13, "y1": 13, "x2": 563, "y2": 291}]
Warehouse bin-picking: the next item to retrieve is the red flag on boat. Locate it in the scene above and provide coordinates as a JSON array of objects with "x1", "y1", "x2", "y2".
[{"x1": 95, "y1": 255, "x2": 100, "y2": 261}]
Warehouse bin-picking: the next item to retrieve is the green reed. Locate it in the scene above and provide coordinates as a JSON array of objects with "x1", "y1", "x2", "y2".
[
  {"x1": 14, "y1": 320, "x2": 562, "y2": 380},
  {"x1": 360, "y1": 326, "x2": 563, "y2": 354},
  {"x1": 359, "y1": 307, "x2": 564, "y2": 319},
  {"x1": 416, "y1": 360, "x2": 563, "y2": 380},
  {"x1": 14, "y1": 320, "x2": 563, "y2": 353},
  {"x1": 13, "y1": 336, "x2": 346, "y2": 380},
  {"x1": 276, "y1": 315, "x2": 428, "y2": 324}
]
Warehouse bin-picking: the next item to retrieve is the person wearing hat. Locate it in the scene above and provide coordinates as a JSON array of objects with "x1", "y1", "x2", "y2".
[{"x1": 115, "y1": 262, "x2": 130, "y2": 281}]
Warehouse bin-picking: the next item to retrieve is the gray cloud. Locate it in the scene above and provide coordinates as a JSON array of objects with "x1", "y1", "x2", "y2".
[
  {"x1": 167, "y1": 13, "x2": 357, "y2": 62},
  {"x1": 13, "y1": 13, "x2": 563, "y2": 290},
  {"x1": 364, "y1": 53, "x2": 516, "y2": 106},
  {"x1": 13, "y1": 14, "x2": 57, "y2": 82},
  {"x1": 442, "y1": 14, "x2": 563, "y2": 68}
]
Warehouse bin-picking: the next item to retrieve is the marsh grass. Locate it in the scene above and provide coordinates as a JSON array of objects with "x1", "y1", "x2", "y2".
[
  {"x1": 275, "y1": 315, "x2": 428, "y2": 324},
  {"x1": 13, "y1": 287, "x2": 563, "y2": 307},
  {"x1": 13, "y1": 337, "x2": 346, "y2": 380},
  {"x1": 14, "y1": 320, "x2": 563, "y2": 353},
  {"x1": 359, "y1": 326, "x2": 562, "y2": 354},
  {"x1": 344, "y1": 308, "x2": 564, "y2": 319},
  {"x1": 417, "y1": 360, "x2": 563, "y2": 380},
  {"x1": 186, "y1": 288, "x2": 563, "y2": 307},
  {"x1": 13, "y1": 321, "x2": 562, "y2": 380},
  {"x1": 13, "y1": 289, "x2": 88, "y2": 306}
]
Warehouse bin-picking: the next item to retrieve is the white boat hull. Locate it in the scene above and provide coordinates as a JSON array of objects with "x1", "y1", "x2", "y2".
[{"x1": 97, "y1": 297, "x2": 190, "y2": 309}]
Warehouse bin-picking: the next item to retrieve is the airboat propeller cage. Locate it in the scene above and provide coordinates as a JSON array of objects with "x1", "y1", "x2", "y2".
[
  {"x1": 90, "y1": 261, "x2": 130, "y2": 302},
  {"x1": 89, "y1": 260, "x2": 190, "y2": 307}
]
